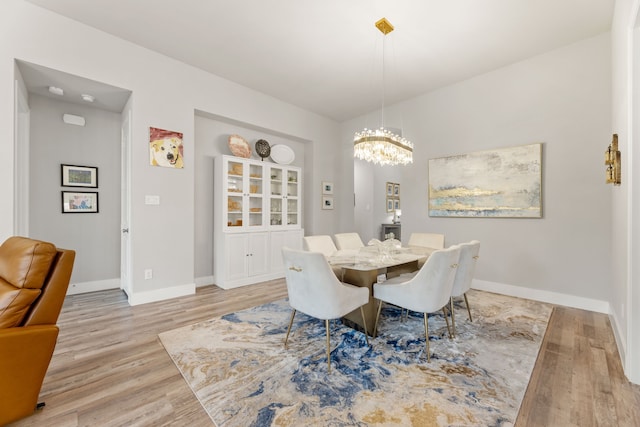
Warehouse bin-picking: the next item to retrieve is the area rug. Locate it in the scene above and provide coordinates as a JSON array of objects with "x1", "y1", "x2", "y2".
[{"x1": 158, "y1": 290, "x2": 552, "y2": 426}]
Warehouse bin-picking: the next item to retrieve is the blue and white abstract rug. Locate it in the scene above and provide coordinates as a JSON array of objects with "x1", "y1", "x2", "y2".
[{"x1": 159, "y1": 290, "x2": 551, "y2": 426}]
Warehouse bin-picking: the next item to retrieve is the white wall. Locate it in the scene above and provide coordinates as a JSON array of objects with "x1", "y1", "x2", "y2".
[
  {"x1": 345, "y1": 33, "x2": 612, "y2": 308},
  {"x1": 0, "y1": 0, "x2": 340, "y2": 304},
  {"x1": 354, "y1": 159, "x2": 403, "y2": 242},
  {"x1": 28, "y1": 94, "x2": 121, "y2": 284}
]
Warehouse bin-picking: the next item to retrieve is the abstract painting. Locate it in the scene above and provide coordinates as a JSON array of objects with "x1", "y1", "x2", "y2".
[{"x1": 428, "y1": 143, "x2": 542, "y2": 217}]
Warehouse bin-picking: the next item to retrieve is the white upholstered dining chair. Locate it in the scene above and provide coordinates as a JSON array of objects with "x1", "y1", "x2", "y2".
[
  {"x1": 303, "y1": 235, "x2": 338, "y2": 257},
  {"x1": 333, "y1": 233, "x2": 365, "y2": 251},
  {"x1": 373, "y1": 245, "x2": 461, "y2": 361},
  {"x1": 407, "y1": 233, "x2": 445, "y2": 267},
  {"x1": 303, "y1": 235, "x2": 343, "y2": 278},
  {"x1": 281, "y1": 247, "x2": 370, "y2": 373},
  {"x1": 449, "y1": 240, "x2": 480, "y2": 336}
]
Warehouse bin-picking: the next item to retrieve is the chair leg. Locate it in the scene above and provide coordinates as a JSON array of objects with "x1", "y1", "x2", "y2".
[
  {"x1": 464, "y1": 293, "x2": 473, "y2": 322},
  {"x1": 373, "y1": 299, "x2": 383, "y2": 338},
  {"x1": 325, "y1": 319, "x2": 331, "y2": 373},
  {"x1": 442, "y1": 308, "x2": 452, "y2": 339},
  {"x1": 284, "y1": 309, "x2": 296, "y2": 348},
  {"x1": 450, "y1": 297, "x2": 457, "y2": 338},
  {"x1": 360, "y1": 306, "x2": 370, "y2": 345},
  {"x1": 424, "y1": 313, "x2": 430, "y2": 362}
]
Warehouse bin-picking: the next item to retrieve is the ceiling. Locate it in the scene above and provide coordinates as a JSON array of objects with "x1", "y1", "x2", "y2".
[
  {"x1": 17, "y1": 60, "x2": 132, "y2": 113},
  {"x1": 23, "y1": 0, "x2": 614, "y2": 121}
]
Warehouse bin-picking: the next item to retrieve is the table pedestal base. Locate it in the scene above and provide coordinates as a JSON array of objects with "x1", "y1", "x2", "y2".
[{"x1": 342, "y1": 260, "x2": 419, "y2": 336}]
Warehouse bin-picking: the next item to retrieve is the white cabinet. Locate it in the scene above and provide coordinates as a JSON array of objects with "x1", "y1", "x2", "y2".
[
  {"x1": 214, "y1": 155, "x2": 303, "y2": 289},
  {"x1": 224, "y1": 232, "x2": 269, "y2": 283},
  {"x1": 267, "y1": 165, "x2": 301, "y2": 229}
]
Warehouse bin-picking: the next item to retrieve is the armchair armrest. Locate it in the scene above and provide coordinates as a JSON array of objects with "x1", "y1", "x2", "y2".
[{"x1": 0, "y1": 325, "x2": 59, "y2": 425}]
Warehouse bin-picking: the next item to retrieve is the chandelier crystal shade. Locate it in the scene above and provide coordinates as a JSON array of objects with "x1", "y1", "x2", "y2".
[
  {"x1": 354, "y1": 18, "x2": 413, "y2": 166},
  {"x1": 353, "y1": 128, "x2": 413, "y2": 166}
]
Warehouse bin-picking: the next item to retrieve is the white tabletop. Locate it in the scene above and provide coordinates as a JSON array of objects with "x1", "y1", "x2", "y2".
[{"x1": 327, "y1": 246, "x2": 429, "y2": 271}]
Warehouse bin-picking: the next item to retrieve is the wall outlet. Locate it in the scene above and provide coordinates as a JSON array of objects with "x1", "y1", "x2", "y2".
[{"x1": 144, "y1": 269, "x2": 153, "y2": 280}]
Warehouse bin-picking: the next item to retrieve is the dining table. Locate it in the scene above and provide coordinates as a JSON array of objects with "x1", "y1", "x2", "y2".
[{"x1": 327, "y1": 245, "x2": 433, "y2": 335}]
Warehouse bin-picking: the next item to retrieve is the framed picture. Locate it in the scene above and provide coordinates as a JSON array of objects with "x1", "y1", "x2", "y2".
[
  {"x1": 394, "y1": 184, "x2": 400, "y2": 197},
  {"x1": 386, "y1": 198, "x2": 394, "y2": 212},
  {"x1": 386, "y1": 182, "x2": 394, "y2": 197},
  {"x1": 428, "y1": 143, "x2": 542, "y2": 217},
  {"x1": 322, "y1": 196, "x2": 334, "y2": 210},
  {"x1": 61, "y1": 164, "x2": 98, "y2": 188},
  {"x1": 149, "y1": 127, "x2": 184, "y2": 168},
  {"x1": 322, "y1": 181, "x2": 334, "y2": 195},
  {"x1": 394, "y1": 199, "x2": 401, "y2": 210},
  {"x1": 62, "y1": 191, "x2": 99, "y2": 213}
]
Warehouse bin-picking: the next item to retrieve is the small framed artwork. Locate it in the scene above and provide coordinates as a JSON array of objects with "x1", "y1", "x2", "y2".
[
  {"x1": 149, "y1": 127, "x2": 184, "y2": 169},
  {"x1": 394, "y1": 199, "x2": 401, "y2": 210},
  {"x1": 62, "y1": 191, "x2": 99, "y2": 213},
  {"x1": 61, "y1": 164, "x2": 98, "y2": 188},
  {"x1": 386, "y1": 182, "x2": 394, "y2": 197},
  {"x1": 386, "y1": 198, "x2": 394, "y2": 212},
  {"x1": 322, "y1": 196, "x2": 334, "y2": 210},
  {"x1": 322, "y1": 181, "x2": 334, "y2": 195},
  {"x1": 394, "y1": 184, "x2": 400, "y2": 197}
]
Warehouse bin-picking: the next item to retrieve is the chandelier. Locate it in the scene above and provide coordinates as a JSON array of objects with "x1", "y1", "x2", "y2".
[{"x1": 354, "y1": 18, "x2": 413, "y2": 166}]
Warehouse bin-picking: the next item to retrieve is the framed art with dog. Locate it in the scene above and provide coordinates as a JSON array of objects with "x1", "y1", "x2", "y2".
[{"x1": 149, "y1": 127, "x2": 184, "y2": 168}]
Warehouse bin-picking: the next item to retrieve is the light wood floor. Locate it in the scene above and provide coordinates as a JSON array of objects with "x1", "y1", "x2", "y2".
[{"x1": 9, "y1": 281, "x2": 640, "y2": 426}]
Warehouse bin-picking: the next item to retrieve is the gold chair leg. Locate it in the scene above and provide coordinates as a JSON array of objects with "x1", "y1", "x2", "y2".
[
  {"x1": 360, "y1": 306, "x2": 369, "y2": 345},
  {"x1": 443, "y1": 308, "x2": 452, "y2": 339},
  {"x1": 373, "y1": 299, "x2": 383, "y2": 339},
  {"x1": 424, "y1": 313, "x2": 430, "y2": 362},
  {"x1": 325, "y1": 319, "x2": 331, "y2": 373},
  {"x1": 464, "y1": 293, "x2": 473, "y2": 322},
  {"x1": 450, "y1": 297, "x2": 457, "y2": 338},
  {"x1": 284, "y1": 309, "x2": 296, "y2": 348}
]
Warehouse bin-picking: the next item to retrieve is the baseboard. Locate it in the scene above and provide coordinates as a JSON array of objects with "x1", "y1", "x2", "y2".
[
  {"x1": 472, "y1": 279, "x2": 610, "y2": 314},
  {"x1": 67, "y1": 278, "x2": 120, "y2": 295},
  {"x1": 195, "y1": 275, "x2": 214, "y2": 287},
  {"x1": 609, "y1": 309, "x2": 627, "y2": 371},
  {"x1": 216, "y1": 272, "x2": 284, "y2": 290},
  {"x1": 127, "y1": 283, "x2": 196, "y2": 306}
]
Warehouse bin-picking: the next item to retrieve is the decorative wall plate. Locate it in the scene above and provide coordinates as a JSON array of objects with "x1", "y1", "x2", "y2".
[
  {"x1": 270, "y1": 144, "x2": 295, "y2": 165},
  {"x1": 255, "y1": 139, "x2": 271, "y2": 161},
  {"x1": 228, "y1": 135, "x2": 251, "y2": 158}
]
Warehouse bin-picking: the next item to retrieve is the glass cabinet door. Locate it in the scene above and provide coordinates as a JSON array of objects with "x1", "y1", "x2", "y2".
[
  {"x1": 286, "y1": 169, "x2": 299, "y2": 227},
  {"x1": 224, "y1": 158, "x2": 265, "y2": 231},
  {"x1": 268, "y1": 165, "x2": 301, "y2": 229},
  {"x1": 226, "y1": 159, "x2": 244, "y2": 228},
  {"x1": 247, "y1": 163, "x2": 264, "y2": 228},
  {"x1": 269, "y1": 166, "x2": 284, "y2": 226}
]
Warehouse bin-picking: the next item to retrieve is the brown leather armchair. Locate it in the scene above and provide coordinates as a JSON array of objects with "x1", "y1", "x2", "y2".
[{"x1": 0, "y1": 236, "x2": 75, "y2": 425}]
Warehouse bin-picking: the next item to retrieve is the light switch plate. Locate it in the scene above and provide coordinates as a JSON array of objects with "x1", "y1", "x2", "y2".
[{"x1": 145, "y1": 195, "x2": 160, "y2": 205}]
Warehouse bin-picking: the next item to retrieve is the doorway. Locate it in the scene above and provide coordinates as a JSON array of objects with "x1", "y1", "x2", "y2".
[{"x1": 14, "y1": 60, "x2": 132, "y2": 295}]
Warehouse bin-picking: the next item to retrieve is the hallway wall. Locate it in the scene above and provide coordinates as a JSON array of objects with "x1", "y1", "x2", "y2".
[{"x1": 29, "y1": 94, "x2": 121, "y2": 285}]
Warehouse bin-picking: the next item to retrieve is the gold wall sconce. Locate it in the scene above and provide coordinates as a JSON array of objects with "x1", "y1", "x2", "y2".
[{"x1": 605, "y1": 133, "x2": 621, "y2": 185}]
